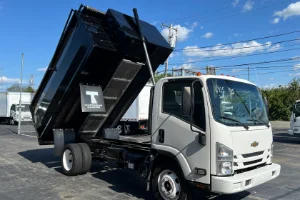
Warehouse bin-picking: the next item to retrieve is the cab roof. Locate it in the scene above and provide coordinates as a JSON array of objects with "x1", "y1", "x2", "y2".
[{"x1": 161, "y1": 74, "x2": 256, "y2": 86}]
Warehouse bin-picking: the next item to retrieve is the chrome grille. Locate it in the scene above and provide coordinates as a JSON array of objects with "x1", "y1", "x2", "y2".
[
  {"x1": 235, "y1": 163, "x2": 266, "y2": 174},
  {"x1": 244, "y1": 159, "x2": 263, "y2": 166},
  {"x1": 242, "y1": 151, "x2": 264, "y2": 158}
]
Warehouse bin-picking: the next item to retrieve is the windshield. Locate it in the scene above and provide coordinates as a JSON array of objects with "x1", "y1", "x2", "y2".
[
  {"x1": 294, "y1": 102, "x2": 300, "y2": 118},
  {"x1": 16, "y1": 104, "x2": 30, "y2": 112},
  {"x1": 206, "y1": 78, "x2": 269, "y2": 127}
]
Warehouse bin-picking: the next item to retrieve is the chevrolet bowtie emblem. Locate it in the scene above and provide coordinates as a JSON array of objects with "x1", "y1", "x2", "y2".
[{"x1": 251, "y1": 141, "x2": 259, "y2": 147}]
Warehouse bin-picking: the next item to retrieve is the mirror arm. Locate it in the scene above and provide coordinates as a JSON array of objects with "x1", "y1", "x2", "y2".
[{"x1": 189, "y1": 80, "x2": 206, "y2": 146}]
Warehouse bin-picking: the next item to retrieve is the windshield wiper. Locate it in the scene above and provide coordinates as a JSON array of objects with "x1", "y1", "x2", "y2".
[
  {"x1": 220, "y1": 116, "x2": 249, "y2": 130},
  {"x1": 247, "y1": 119, "x2": 270, "y2": 128}
]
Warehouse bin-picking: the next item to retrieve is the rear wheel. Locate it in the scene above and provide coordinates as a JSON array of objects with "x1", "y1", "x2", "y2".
[
  {"x1": 61, "y1": 144, "x2": 83, "y2": 176},
  {"x1": 77, "y1": 143, "x2": 92, "y2": 174},
  {"x1": 151, "y1": 163, "x2": 190, "y2": 200}
]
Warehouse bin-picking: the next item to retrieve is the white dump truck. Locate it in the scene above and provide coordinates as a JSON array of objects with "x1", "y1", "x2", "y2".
[
  {"x1": 288, "y1": 100, "x2": 300, "y2": 136},
  {"x1": 0, "y1": 92, "x2": 35, "y2": 124},
  {"x1": 30, "y1": 5, "x2": 280, "y2": 199}
]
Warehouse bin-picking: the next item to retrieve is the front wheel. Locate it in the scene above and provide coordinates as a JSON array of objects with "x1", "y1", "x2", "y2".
[{"x1": 151, "y1": 163, "x2": 190, "y2": 200}]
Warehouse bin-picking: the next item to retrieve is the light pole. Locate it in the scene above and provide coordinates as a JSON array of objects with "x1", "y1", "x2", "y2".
[{"x1": 18, "y1": 53, "x2": 24, "y2": 135}]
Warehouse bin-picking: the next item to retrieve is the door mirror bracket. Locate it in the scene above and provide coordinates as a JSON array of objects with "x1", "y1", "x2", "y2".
[{"x1": 182, "y1": 80, "x2": 206, "y2": 146}]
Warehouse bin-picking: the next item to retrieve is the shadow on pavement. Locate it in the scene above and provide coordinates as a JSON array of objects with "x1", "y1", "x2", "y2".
[
  {"x1": 273, "y1": 133, "x2": 300, "y2": 145},
  {"x1": 90, "y1": 163, "x2": 251, "y2": 200},
  {"x1": 18, "y1": 148, "x2": 61, "y2": 170},
  {"x1": 18, "y1": 148, "x2": 251, "y2": 200}
]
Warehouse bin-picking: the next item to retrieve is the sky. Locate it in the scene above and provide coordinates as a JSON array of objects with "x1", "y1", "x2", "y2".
[{"x1": 0, "y1": 0, "x2": 300, "y2": 90}]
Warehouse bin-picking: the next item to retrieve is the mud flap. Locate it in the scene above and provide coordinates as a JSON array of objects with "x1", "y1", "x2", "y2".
[
  {"x1": 79, "y1": 84, "x2": 106, "y2": 112},
  {"x1": 53, "y1": 129, "x2": 76, "y2": 156}
]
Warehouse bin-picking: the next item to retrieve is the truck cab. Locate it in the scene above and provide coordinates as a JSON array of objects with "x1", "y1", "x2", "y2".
[
  {"x1": 288, "y1": 100, "x2": 300, "y2": 136},
  {"x1": 10, "y1": 103, "x2": 32, "y2": 125},
  {"x1": 151, "y1": 75, "x2": 280, "y2": 194}
]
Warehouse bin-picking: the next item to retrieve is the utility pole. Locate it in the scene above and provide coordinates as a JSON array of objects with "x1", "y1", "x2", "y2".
[
  {"x1": 0, "y1": 68, "x2": 3, "y2": 91},
  {"x1": 18, "y1": 53, "x2": 24, "y2": 135},
  {"x1": 161, "y1": 23, "x2": 177, "y2": 77},
  {"x1": 30, "y1": 74, "x2": 34, "y2": 90},
  {"x1": 248, "y1": 67, "x2": 250, "y2": 81}
]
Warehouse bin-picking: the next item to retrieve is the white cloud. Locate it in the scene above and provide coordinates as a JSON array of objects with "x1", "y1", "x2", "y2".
[
  {"x1": 274, "y1": 2, "x2": 300, "y2": 20},
  {"x1": 232, "y1": 68, "x2": 246, "y2": 73},
  {"x1": 271, "y1": 18, "x2": 280, "y2": 24},
  {"x1": 178, "y1": 63, "x2": 195, "y2": 69},
  {"x1": 201, "y1": 32, "x2": 213, "y2": 39},
  {"x1": 151, "y1": 21, "x2": 159, "y2": 26},
  {"x1": 261, "y1": 83, "x2": 276, "y2": 89},
  {"x1": 268, "y1": 43, "x2": 281, "y2": 52},
  {"x1": 289, "y1": 73, "x2": 300, "y2": 76},
  {"x1": 183, "y1": 40, "x2": 279, "y2": 58},
  {"x1": 37, "y1": 67, "x2": 47, "y2": 72},
  {"x1": 232, "y1": 0, "x2": 239, "y2": 7},
  {"x1": 233, "y1": 33, "x2": 242, "y2": 37},
  {"x1": 161, "y1": 24, "x2": 192, "y2": 43},
  {"x1": 187, "y1": 58, "x2": 194, "y2": 62},
  {"x1": 243, "y1": 0, "x2": 254, "y2": 12},
  {"x1": 191, "y1": 22, "x2": 198, "y2": 28},
  {"x1": 169, "y1": 52, "x2": 181, "y2": 58},
  {"x1": 269, "y1": 77, "x2": 274, "y2": 80},
  {"x1": 293, "y1": 64, "x2": 300, "y2": 70},
  {"x1": 200, "y1": 26, "x2": 204, "y2": 30},
  {"x1": 0, "y1": 76, "x2": 20, "y2": 84}
]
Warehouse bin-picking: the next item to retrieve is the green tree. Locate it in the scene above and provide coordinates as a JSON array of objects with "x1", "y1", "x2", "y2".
[
  {"x1": 154, "y1": 73, "x2": 172, "y2": 82},
  {"x1": 261, "y1": 77, "x2": 300, "y2": 121},
  {"x1": 7, "y1": 83, "x2": 35, "y2": 92}
]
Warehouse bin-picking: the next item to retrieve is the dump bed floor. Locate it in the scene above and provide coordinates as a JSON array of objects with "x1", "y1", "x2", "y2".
[{"x1": 119, "y1": 134, "x2": 151, "y2": 144}]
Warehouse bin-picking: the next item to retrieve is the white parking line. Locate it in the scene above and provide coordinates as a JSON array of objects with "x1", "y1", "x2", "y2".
[{"x1": 20, "y1": 133, "x2": 37, "y2": 138}]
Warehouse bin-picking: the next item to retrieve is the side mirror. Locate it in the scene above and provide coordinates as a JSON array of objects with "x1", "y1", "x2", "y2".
[
  {"x1": 182, "y1": 86, "x2": 191, "y2": 116},
  {"x1": 199, "y1": 133, "x2": 206, "y2": 146},
  {"x1": 263, "y1": 96, "x2": 269, "y2": 115}
]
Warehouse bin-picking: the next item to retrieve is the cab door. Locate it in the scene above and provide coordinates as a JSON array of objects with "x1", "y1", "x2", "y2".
[{"x1": 151, "y1": 79, "x2": 211, "y2": 184}]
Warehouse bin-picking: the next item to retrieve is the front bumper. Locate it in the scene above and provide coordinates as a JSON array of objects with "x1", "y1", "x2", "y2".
[
  {"x1": 288, "y1": 128, "x2": 300, "y2": 136},
  {"x1": 211, "y1": 163, "x2": 281, "y2": 194}
]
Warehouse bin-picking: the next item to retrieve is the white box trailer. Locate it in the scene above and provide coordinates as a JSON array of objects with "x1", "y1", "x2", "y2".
[
  {"x1": 116, "y1": 84, "x2": 152, "y2": 135},
  {"x1": 0, "y1": 92, "x2": 35, "y2": 124}
]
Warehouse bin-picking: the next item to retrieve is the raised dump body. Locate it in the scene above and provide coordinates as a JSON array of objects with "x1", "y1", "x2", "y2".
[{"x1": 30, "y1": 5, "x2": 172, "y2": 145}]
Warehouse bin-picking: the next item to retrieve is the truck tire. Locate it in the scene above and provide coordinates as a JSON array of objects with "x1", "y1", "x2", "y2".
[
  {"x1": 61, "y1": 144, "x2": 83, "y2": 176},
  {"x1": 9, "y1": 119, "x2": 14, "y2": 125},
  {"x1": 151, "y1": 163, "x2": 190, "y2": 200},
  {"x1": 77, "y1": 143, "x2": 92, "y2": 175}
]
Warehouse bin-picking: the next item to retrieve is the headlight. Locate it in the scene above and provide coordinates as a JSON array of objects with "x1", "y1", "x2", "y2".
[
  {"x1": 270, "y1": 143, "x2": 274, "y2": 157},
  {"x1": 217, "y1": 143, "x2": 233, "y2": 176}
]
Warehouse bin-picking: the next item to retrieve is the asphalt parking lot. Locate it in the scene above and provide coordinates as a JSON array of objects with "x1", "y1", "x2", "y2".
[{"x1": 0, "y1": 121, "x2": 299, "y2": 200}]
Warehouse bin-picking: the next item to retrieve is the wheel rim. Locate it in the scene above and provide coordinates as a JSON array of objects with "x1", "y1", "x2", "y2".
[
  {"x1": 116, "y1": 125, "x2": 123, "y2": 134},
  {"x1": 63, "y1": 149, "x2": 73, "y2": 171},
  {"x1": 158, "y1": 170, "x2": 181, "y2": 200}
]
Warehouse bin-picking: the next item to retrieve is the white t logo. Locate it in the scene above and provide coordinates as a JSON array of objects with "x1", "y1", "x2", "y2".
[{"x1": 86, "y1": 91, "x2": 98, "y2": 104}]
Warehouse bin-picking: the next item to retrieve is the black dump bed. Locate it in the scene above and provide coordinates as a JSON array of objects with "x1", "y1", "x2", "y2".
[{"x1": 30, "y1": 5, "x2": 172, "y2": 145}]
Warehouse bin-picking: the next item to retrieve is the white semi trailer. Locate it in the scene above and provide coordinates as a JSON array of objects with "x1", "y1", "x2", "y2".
[
  {"x1": 0, "y1": 92, "x2": 35, "y2": 125},
  {"x1": 117, "y1": 84, "x2": 152, "y2": 135}
]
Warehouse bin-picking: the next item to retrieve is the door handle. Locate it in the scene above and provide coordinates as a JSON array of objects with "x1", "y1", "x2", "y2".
[{"x1": 158, "y1": 129, "x2": 164, "y2": 143}]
